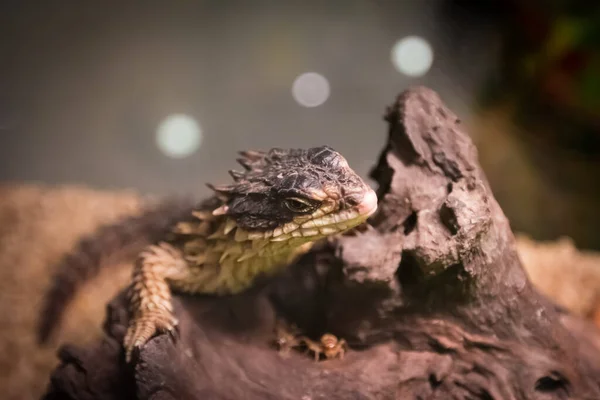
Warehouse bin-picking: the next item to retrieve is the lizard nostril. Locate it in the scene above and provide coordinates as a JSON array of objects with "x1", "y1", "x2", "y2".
[{"x1": 343, "y1": 193, "x2": 363, "y2": 208}]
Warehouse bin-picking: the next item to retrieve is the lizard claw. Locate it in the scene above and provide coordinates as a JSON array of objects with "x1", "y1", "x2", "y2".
[
  {"x1": 167, "y1": 323, "x2": 181, "y2": 344},
  {"x1": 123, "y1": 310, "x2": 179, "y2": 363}
]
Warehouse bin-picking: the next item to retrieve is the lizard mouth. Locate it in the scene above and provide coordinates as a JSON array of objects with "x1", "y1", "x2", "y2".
[
  {"x1": 228, "y1": 189, "x2": 379, "y2": 244},
  {"x1": 276, "y1": 188, "x2": 378, "y2": 240}
]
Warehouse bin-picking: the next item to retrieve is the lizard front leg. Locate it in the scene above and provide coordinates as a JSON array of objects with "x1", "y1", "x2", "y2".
[{"x1": 123, "y1": 242, "x2": 188, "y2": 362}]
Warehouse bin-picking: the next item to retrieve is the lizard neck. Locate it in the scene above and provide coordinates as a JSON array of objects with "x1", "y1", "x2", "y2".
[{"x1": 172, "y1": 211, "x2": 315, "y2": 295}]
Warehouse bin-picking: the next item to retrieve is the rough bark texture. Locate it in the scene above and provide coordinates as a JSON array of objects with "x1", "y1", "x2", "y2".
[{"x1": 42, "y1": 87, "x2": 600, "y2": 400}]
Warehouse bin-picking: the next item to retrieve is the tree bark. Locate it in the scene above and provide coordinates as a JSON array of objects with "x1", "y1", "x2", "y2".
[{"x1": 42, "y1": 87, "x2": 600, "y2": 400}]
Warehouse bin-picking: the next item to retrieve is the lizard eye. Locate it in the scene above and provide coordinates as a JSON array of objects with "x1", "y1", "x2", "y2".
[{"x1": 283, "y1": 197, "x2": 315, "y2": 213}]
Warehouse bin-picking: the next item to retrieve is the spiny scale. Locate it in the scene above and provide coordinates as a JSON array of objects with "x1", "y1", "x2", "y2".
[
  {"x1": 223, "y1": 219, "x2": 236, "y2": 235},
  {"x1": 236, "y1": 158, "x2": 253, "y2": 171},
  {"x1": 206, "y1": 183, "x2": 235, "y2": 195},
  {"x1": 238, "y1": 149, "x2": 265, "y2": 161},
  {"x1": 219, "y1": 243, "x2": 244, "y2": 263},
  {"x1": 236, "y1": 150, "x2": 266, "y2": 171},
  {"x1": 228, "y1": 170, "x2": 245, "y2": 181},
  {"x1": 236, "y1": 251, "x2": 255, "y2": 263},
  {"x1": 212, "y1": 205, "x2": 229, "y2": 216}
]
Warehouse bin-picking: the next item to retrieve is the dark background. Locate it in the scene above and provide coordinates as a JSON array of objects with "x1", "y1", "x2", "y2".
[
  {"x1": 2, "y1": 0, "x2": 599, "y2": 249},
  {"x1": 0, "y1": 0, "x2": 500, "y2": 194}
]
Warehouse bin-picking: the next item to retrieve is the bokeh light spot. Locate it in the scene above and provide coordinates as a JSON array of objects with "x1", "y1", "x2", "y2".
[
  {"x1": 291, "y1": 72, "x2": 330, "y2": 107},
  {"x1": 391, "y1": 36, "x2": 434, "y2": 77},
  {"x1": 156, "y1": 114, "x2": 202, "y2": 159}
]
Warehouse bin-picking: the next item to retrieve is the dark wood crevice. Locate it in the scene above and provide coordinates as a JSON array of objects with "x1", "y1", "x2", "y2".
[{"x1": 42, "y1": 87, "x2": 600, "y2": 400}]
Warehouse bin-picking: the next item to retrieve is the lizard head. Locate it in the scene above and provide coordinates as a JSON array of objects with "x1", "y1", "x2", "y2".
[{"x1": 207, "y1": 146, "x2": 377, "y2": 244}]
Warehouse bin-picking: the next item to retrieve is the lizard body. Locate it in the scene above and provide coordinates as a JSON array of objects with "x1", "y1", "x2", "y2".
[{"x1": 38, "y1": 146, "x2": 378, "y2": 361}]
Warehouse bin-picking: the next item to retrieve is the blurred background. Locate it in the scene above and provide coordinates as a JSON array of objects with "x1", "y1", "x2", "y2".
[
  {"x1": 1, "y1": 0, "x2": 599, "y2": 249},
  {"x1": 2, "y1": 2, "x2": 600, "y2": 398}
]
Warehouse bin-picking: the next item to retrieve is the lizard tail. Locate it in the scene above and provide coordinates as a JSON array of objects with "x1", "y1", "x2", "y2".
[{"x1": 36, "y1": 196, "x2": 196, "y2": 344}]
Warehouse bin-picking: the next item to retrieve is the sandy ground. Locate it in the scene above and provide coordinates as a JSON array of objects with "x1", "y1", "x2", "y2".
[
  {"x1": 0, "y1": 184, "x2": 598, "y2": 400},
  {"x1": 0, "y1": 184, "x2": 142, "y2": 400},
  {"x1": 516, "y1": 234, "x2": 600, "y2": 318}
]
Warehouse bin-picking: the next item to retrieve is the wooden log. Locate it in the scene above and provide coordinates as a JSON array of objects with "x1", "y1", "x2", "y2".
[{"x1": 42, "y1": 87, "x2": 600, "y2": 400}]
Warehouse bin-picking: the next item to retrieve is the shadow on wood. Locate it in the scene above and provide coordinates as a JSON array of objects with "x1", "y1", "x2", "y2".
[{"x1": 42, "y1": 87, "x2": 600, "y2": 400}]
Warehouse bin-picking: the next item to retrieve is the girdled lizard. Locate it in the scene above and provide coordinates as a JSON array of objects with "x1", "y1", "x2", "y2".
[{"x1": 37, "y1": 146, "x2": 377, "y2": 362}]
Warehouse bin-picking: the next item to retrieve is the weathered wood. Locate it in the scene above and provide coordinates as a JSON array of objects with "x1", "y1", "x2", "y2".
[{"x1": 42, "y1": 87, "x2": 600, "y2": 400}]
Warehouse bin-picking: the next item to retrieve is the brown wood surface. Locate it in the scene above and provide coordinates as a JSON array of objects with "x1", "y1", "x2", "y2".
[{"x1": 41, "y1": 87, "x2": 600, "y2": 400}]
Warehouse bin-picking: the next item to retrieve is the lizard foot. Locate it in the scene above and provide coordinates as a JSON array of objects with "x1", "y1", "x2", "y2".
[{"x1": 123, "y1": 310, "x2": 179, "y2": 362}]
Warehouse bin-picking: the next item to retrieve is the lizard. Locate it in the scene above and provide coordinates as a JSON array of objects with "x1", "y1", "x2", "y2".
[{"x1": 37, "y1": 146, "x2": 378, "y2": 362}]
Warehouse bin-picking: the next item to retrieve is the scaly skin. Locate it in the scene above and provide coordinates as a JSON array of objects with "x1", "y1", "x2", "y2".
[
  {"x1": 123, "y1": 146, "x2": 377, "y2": 361},
  {"x1": 37, "y1": 146, "x2": 378, "y2": 362}
]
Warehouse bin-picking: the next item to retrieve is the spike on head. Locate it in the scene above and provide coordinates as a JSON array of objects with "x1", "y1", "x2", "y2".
[
  {"x1": 236, "y1": 158, "x2": 253, "y2": 171},
  {"x1": 229, "y1": 170, "x2": 245, "y2": 181},
  {"x1": 206, "y1": 183, "x2": 234, "y2": 202},
  {"x1": 238, "y1": 150, "x2": 266, "y2": 160},
  {"x1": 206, "y1": 183, "x2": 235, "y2": 194},
  {"x1": 236, "y1": 149, "x2": 268, "y2": 171},
  {"x1": 212, "y1": 204, "x2": 229, "y2": 216}
]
